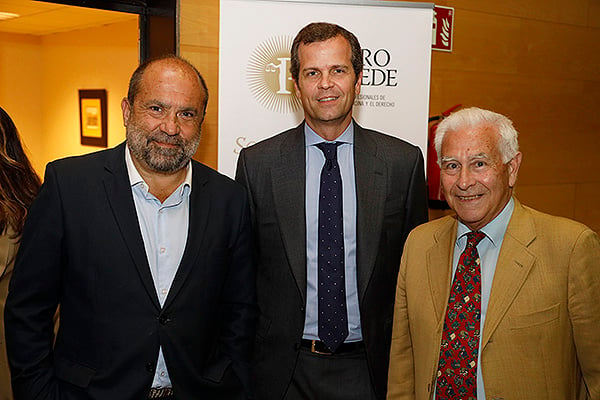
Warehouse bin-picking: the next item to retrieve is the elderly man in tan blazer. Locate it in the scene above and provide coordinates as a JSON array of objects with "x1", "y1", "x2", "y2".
[{"x1": 387, "y1": 107, "x2": 600, "y2": 400}]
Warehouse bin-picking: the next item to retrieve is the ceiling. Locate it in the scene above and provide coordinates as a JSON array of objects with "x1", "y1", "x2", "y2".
[{"x1": 0, "y1": 0, "x2": 137, "y2": 36}]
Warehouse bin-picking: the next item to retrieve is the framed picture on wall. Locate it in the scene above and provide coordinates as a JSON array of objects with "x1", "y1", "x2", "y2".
[{"x1": 79, "y1": 89, "x2": 107, "y2": 147}]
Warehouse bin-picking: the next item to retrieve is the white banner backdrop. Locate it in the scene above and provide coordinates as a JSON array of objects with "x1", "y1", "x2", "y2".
[{"x1": 219, "y1": 0, "x2": 433, "y2": 178}]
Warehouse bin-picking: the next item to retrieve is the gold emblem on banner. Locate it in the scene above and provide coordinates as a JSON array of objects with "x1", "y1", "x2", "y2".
[{"x1": 247, "y1": 35, "x2": 301, "y2": 113}]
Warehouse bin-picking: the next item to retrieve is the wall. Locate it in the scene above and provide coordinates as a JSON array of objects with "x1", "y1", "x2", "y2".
[
  {"x1": 179, "y1": 0, "x2": 600, "y2": 232},
  {"x1": 0, "y1": 19, "x2": 138, "y2": 176},
  {"x1": 180, "y1": 0, "x2": 220, "y2": 169},
  {"x1": 426, "y1": 0, "x2": 600, "y2": 232},
  {"x1": 40, "y1": 19, "x2": 138, "y2": 170},
  {"x1": 0, "y1": 33, "x2": 44, "y2": 173}
]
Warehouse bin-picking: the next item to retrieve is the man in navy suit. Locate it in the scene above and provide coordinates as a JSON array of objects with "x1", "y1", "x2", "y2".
[
  {"x1": 236, "y1": 22, "x2": 428, "y2": 400},
  {"x1": 5, "y1": 55, "x2": 256, "y2": 400}
]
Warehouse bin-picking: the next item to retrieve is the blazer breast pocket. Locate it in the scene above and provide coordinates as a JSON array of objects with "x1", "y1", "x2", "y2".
[{"x1": 509, "y1": 303, "x2": 560, "y2": 330}]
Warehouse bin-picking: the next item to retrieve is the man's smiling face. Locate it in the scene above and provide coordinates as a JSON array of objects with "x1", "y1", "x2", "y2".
[
  {"x1": 293, "y1": 35, "x2": 361, "y2": 139},
  {"x1": 440, "y1": 124, "x2": 521, "y2": 231}
]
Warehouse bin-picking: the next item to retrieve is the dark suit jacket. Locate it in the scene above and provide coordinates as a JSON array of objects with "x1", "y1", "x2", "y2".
[
  {"x1": 235, "y1": 121, "x2": 428, "y2": 399},
  {"x1": 4, "y1": 143, "x2": 257, "y2": 400}
]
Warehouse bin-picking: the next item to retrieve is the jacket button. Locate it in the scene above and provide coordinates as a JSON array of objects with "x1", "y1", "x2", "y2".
[
  {"x1": 146, "y1": 363, "x2": 155, "y2": 373},
  {"x1": 159, "y1": 315, "x2": 170, "y2": 325}
]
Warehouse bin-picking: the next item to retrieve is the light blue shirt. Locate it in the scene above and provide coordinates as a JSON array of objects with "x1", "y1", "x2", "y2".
[
  {"x1": 125, "y1": 147, "x2": 192, "y2": 388},
  {"x1": 445, "y1": 197, "x2": 515, "y2": 398},
  {"x1": 303, "y1": 123, "x2": 362, "y2": 342}
]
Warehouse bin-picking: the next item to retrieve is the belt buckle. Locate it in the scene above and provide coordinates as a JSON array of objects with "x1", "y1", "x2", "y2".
[
  {"x1": 310, "y1": 340, "x2": 333, "y2": 355},
  {"x1": 148, "y1": 387, "x2": 173, "y2": 399}
]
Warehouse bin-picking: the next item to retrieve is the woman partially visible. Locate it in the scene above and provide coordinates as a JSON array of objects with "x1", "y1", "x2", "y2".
[{"x1": 0, "y1": 106, "x2": 41, "y2": 400}]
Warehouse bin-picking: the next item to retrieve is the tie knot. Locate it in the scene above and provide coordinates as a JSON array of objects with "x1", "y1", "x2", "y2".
[
  {"x1": 466, "y1": 231, "x2": 485, "y2": 247},
  {"x1": 316, "y1": 142, "x2": 341, "y2": 161}
]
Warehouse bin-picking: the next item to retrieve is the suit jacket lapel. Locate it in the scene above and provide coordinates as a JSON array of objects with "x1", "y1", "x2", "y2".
[
  {"x1": 164, "y1": 162, "x2": 210, "y2": 309},
  {"x1": 354, "y1": 123, "x2": 387, "y2": 300},
  {"x1": 427, "y1": 218, "x2": 458, "y2": 323},
  {"x1": 271, "y1": 125, "x2": 308, "y2": 299},
  {"x1": 103, "y1": 143, "x2": 160, "y2": 308},
  {"x1": 481, "y1": 200, "x2": 536, "y2": 346}
]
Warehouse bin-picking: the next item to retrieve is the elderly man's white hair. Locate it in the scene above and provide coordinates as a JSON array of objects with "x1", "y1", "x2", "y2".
[{"x1": 434, "y1": 107, "x2": 520, "y2": 165}]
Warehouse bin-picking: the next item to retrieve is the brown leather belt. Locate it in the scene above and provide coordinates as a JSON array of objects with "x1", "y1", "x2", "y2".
[
  {"x1": 147, "y1": 387, "x2": 174, "y2": 399},
  {"x1": 300, "y1": 339, "x2": 364, "y2": 355}
]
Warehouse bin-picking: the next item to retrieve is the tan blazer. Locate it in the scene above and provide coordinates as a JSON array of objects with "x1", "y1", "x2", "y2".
[
  {"x1": 1, "y1": 228, "x2": 18, "y2": 400},
  {"x1": 388, "y1": 199, "x2": 600, "y2": 400}
]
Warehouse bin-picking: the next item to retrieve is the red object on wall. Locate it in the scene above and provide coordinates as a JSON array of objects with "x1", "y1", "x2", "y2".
[
  {"x1": 432, "y1": 5, "x2": 455, "y2": 52},
  {"x1": 427, "y1": 104, "x2": 461, "y2": 209}
]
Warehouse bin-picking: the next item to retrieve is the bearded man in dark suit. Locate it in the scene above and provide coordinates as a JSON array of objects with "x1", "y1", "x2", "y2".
[{"x1": 5, "y1": 55, "x2": 256, "y2": 400}]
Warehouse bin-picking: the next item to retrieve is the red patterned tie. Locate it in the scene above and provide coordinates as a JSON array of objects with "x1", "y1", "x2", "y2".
[{"x1": 435, "y1": 231, "x2": 486, "y2": 400}]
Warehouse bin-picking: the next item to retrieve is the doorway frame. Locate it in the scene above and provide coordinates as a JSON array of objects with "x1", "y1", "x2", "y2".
[{"x1": 34, "y1": 0, "x2": 176, "y2": 61}]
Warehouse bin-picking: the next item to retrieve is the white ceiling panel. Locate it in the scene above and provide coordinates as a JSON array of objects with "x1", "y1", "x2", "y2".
[{"x1": 0, "y1": 0, "x2": 137, "y2": 35}]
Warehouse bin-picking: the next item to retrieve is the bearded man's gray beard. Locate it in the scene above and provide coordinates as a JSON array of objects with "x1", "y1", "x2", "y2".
[{"x1": 126, "y1": 122, "x2": 200, "y2": 173}]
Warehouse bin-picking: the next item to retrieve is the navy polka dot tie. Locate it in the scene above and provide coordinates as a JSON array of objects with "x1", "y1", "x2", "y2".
[
  {"x1": 316, "y1": 142, "x2": 348, "y2": 353},
  {"x1": 435, "y1": 231, "x2": 486, "y2": 400}
]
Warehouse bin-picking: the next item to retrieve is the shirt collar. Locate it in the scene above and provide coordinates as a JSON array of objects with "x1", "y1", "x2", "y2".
[
  {"x1": 125, "y1": 144, "x2": 192, "y2": 196},
  {"x1": 456, "y1": 196, "x2": 515, "y2": 248},
  {"x1": 304, "y1": 121, "x2": 354, "y2": 147}
]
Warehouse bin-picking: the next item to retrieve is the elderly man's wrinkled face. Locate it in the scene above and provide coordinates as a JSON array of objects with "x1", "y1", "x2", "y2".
[{"x1": 440, "y1": 125, "x2": 521, "y2": 231}]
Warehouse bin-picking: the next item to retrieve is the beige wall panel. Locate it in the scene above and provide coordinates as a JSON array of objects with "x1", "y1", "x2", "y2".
[
  {"x1": 431, "y1": 0, "x2": 588, "y2": 26},
  {"x1": 180, "y1": 0, "x2": 219, "y2": 169},
  {"x1": 517, "y1": 182, "x2": 599, "y2": 236},
  {"x1": 515, "y1": 183, "x2": 576, "y2": 220},
  {"x1": 431, "y1": 10, "x2": 521, "y2": 75},
  {"x1": 0, "y1": 22, "x2": 137, "y2": 176},
  {"x1": 555, "y1": 0, "x2": 592, "y2": 26},
  {"x1": 40, "y1": 20, "x2": 138, "y2": 171},
  {"x1": 179, "y1": 0, "x2": 219, "y2": 49},
  {"x1": 0, "y1": 33, "x2": 44, "y2": 174},
  {"x1": 518, "y1": 130, "x2": 599, "y2": 187},
  {"x1": 429, "y1": 71, "x2": 518, "y2": 118},
  {"x1": 575, "y1": 183, "x2": 600, "y2": 232},
  {"x1": 430, "y1": 71, "x2": 599, "y2": 187},
  {"x1": 431, "y1": 10, "x2": 600, "y2": 81},
  {"x1": 184, "y1": 46, "x2": 219, "y2": 169},
  {"x1": 590, "y1": 0, "x2": 600, "y2": 28},
  {"x1": 518, "y1": 20, "x2": 600, "y2": 81}
]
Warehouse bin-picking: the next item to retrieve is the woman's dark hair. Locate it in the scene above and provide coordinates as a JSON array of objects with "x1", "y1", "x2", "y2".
[{"x1": 0, "y1": 106, "x2": 41, "y2": 237}]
